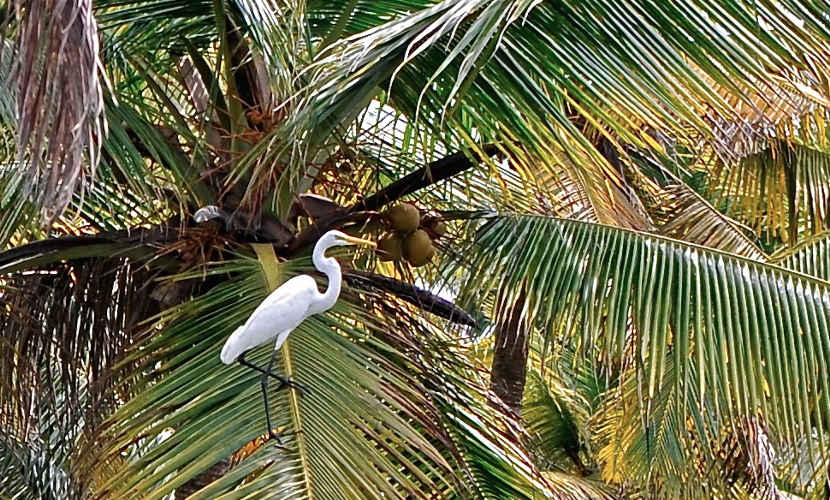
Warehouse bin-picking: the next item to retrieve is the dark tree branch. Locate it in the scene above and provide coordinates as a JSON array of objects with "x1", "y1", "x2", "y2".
[
  {"x1": 345, "y1": 270, "x2": 477, "y2": 327},
  {"x1": 349, "y1": 144, "x2": 501, "y2": 213},
  {"x1": 0, "y1": 225, "x2": 175, "y2": 272},
  {"x1": 1, "y1": 230, "x2": 477, "y2": 328},
  {"x1": 281, "y1": 144, "x2": 501, "y2": 256},
  {"x1": 280, "y1": 211, "x2": 376, "y2": 256}
]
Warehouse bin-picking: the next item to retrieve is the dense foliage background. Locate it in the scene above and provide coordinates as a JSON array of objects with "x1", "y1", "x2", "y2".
[{"x1": 2, "y1": 0, "x2": 830, "y2": 498}]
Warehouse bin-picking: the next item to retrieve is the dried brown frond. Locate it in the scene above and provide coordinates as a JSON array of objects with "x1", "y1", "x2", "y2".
[
  {"x1": 6, "y1": 0, "x2": 106, "y2": 225},
  {"x1": 694, "y1": 64, "x2": 828, "y2": 160},
  {"x1": 652, "y1": 183, "x2": 765, "y2": 260},
  {"x1": 709, "y1": 416, "x2": 781, "y2": 499},
  {"x1": 230, "y1": 434, "x2": 272, "y2": 465},
  {"x1": 0, "y1": 256, "x2": 155, "y2": 445},
  {"x1": 154, "y1": 224, "x2": 232, "y2": 271}
]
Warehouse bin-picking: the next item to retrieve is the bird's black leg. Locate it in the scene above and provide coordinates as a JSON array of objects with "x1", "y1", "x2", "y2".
[
  {"x1": 237, "y1": 350, "x2": 310, "y2": 446},
  {"x1": 237, "y1": 351, "x2": 268, "y2": 376},
  {"x1": 238, "y1": 352, "x2": 310, "y2": 395},
  {"x1": 275, "y1": 376, "x2": 310, "y2": 395},
  {"x1": 261, "y1": 347, "x2": 284, "y2": 443}
]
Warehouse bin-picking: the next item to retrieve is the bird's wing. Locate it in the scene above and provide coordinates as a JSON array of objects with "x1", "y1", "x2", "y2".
[
  {"x1": 257, "y1": 275, "x2": 319, "y2": 312},
  {"x1": 220, "y1": 275, "x2": 317, "y2": 363}
]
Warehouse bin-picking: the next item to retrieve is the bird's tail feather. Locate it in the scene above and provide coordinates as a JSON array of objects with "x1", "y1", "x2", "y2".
[{"x1": 220, "y1": 325, "x2": 246, "y2": 364}]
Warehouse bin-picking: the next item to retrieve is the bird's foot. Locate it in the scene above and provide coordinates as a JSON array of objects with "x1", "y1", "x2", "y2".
[
  {"x1": 269, "y1": 428, "x2": 284, "y2": 445},
  {"x1": 240, "y1": 356, "x2": 308, "y2": 394},
  {"x1": 267, "y1": 429, "x2": 304, "y2": 449}
]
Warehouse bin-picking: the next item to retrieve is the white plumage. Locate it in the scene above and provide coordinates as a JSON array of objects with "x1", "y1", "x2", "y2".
[
  {"x1": 221, "y1": 275, "x2": 315, "y2": 363},
  {"x1": 220, "y1": 230, "x2": 375, "y2": 364}
]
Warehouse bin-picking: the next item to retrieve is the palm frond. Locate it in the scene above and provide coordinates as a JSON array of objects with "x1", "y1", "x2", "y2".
[
  {"x1": 539, "y1": 472, "x2": 615, "y2": 500},
  {"x1": 692, "y1": 63, "x2": 829, "y2": 159},
  {"x1": 460, "y1": 214, "x2": 830, "y2": 468},
  {"x1": 653, "y1": 182, "x2": 765, "y2": 260},
  {"x1": 5, "y1": 0, "x2": 107, "y2": 224},
  {"x1": 2, "y1": 0, "x2": 830, "y2": 496},
  {"x1": 434, "y1": 372, "x2": 567, "y2": 499},
  {"x1": 298, "y1": 0, "x2": 830, "y2": 173},
  {"x1": 0, "y1": 41, "x2": 16, "y2": 124},
  {"x1": 709, "y1": 141, "x2": 830, "y2": 246},
  {"x1": 0, "y1": 432, "x2": 75, "y2": 500},
  {"x1": 77, "y1": 244, "x2": 578, "y2": 498},
  {"x1": 523, "y1": 371, "x2": 592, "y2": 475},
  {"x1": 770, "y1": 232, "x2": 830, "y2": 282},
  {"x1": 82, "y1": 256, "x2": 457, "y2": 497},
  {"x1": 355, "y1": 269, "x2": 563, "y2": 499},
  {"x1": 0, "y1": 251, "x2": 158, "y2": 444},
  {"x1": 593, "y1": 360, "x2": 783, "y2": 498}
]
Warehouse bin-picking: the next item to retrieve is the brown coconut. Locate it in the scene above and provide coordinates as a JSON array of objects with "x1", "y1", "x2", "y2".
[
  {"x1": 377, "y1": 235, "x2": 404, "y2": 261},
  {"x1": 404, "y1": 229, "x2": 435, "y2": 267},
  {"x1": 429, "y1": 220, "x2": 447, "y2": 238},
  {"x1": 385, "y1": 204, "x2": 420, "y2": 232}
]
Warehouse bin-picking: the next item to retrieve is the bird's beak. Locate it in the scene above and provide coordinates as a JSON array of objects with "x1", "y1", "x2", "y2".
[{"x1": 341, "y1": 235, "x2": 377, "y2": 248}]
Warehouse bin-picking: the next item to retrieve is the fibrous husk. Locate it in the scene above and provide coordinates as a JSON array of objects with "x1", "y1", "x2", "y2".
[
  {"x1": 385, "y1": 204, "x2": 420, "y2": 232},
  {"x1": 378, "y1": 235, "x2": 403, "y2": 261},
  {"x1": 404, "y1": 229, "x2": 435, "y2": 267}
]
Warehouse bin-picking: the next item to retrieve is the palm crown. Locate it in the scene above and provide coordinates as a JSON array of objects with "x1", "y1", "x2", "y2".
[{"x1": 2, "y1": 0, "x2": 830, "y2": 498}]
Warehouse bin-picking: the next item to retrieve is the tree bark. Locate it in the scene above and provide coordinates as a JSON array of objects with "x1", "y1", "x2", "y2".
[{"x1": 489, "y1": 292, "x2": 529, "y2": 414}]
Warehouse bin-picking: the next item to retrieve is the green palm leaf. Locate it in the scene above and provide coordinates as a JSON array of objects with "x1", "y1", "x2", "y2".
[
  {"x1": 771, "y1": 232, "x2": 830, "y2": 281},
  {"x1": 461, "y1": 214, "x2": 830, "y2": 464},
  {"x1": 593, "y1": 359, "x2": 784, "y2": 497},
  {"x1": 3, "y1": 0, "x2": 830, "y2": 495},
  {"x1": 83, "y1": 254, "x2": 553, "y2": 498},
  {"x1": 300, "y1": 0, "x2": 830, "y2": 166}
]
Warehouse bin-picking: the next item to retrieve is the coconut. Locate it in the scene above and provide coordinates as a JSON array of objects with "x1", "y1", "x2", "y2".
[
  {"x1": 385, "y1": 204, "x2": 420, "y2": 232},
  {"x1": 404, "y1": 229, "x2": 435, "y2": 267},
  {"x1": 377, "y1": 235, "x2": 403, "y2": 261}
]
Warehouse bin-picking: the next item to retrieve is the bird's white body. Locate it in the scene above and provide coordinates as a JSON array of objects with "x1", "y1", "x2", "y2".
[
  {"x1": 221, "y1": 275, "x2": 317, "y2": 363},
  {"x1": 220, "y1": 230, "x2": 374, "y2": 364}
]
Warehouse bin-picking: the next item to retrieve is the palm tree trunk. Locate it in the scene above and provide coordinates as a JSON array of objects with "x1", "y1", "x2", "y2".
[{"x1": 489, "y1": 292, "x2": 528, "y2": 414}]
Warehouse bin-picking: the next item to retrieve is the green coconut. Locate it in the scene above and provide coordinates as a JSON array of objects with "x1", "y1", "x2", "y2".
[
  {"x1": 385, "y1": 204, "x2": 420, "y2": 232},
  {"x1": 404, "y1": 229, "x2": 435, "y2": 267}
]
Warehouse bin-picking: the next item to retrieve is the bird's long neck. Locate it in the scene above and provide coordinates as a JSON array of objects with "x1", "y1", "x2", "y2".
[{"x1": 311, "y1": 243, "x2": 342, "y2": 314}]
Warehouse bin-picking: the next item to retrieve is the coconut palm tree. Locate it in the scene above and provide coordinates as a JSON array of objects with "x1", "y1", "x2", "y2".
[{"x1": 2, "y1": 0, "x2": 830, "y2": 498}]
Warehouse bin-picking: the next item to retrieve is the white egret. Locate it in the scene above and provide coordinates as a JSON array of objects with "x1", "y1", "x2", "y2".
[{"x1": 220, "y1": 229, "x2": 375, "y2": 440}]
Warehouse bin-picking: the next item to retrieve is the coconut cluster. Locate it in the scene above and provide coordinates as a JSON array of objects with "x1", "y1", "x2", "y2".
[{"x1": 378, "y1": 204, "x2": 444, "y2": 267}]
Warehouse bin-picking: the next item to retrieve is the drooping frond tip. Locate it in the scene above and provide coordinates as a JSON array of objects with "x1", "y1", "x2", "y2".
[{"x1": 6, "y1": 0, "x2": 106, "y2": 225}]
